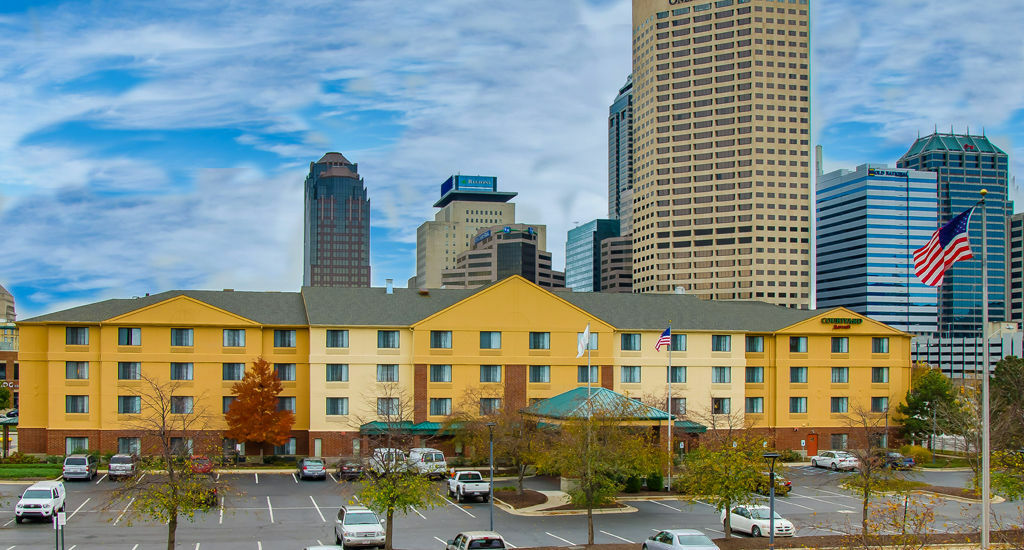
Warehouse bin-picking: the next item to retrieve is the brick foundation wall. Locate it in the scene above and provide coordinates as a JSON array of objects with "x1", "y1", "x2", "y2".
[
  {"x1": 504, "y1": 364, "x2": 526, "y2": 411},
  {"x1": 308, "y1": 431, "x2": 359, "y2": 458},
  {"x1": 18, "y1": 427, "x2": 47, "y2": 454},
  {"x1": 414, "y1": 364, "x2": 428, "y2": 423},
  {"x1": 600, "y1": 365, "x2": 613, "y2": 389}
]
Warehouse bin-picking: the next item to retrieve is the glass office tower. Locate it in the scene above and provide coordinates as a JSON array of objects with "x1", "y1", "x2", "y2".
[{"x1": 566, "y1": 219, "x2": 621, "y2": 292}]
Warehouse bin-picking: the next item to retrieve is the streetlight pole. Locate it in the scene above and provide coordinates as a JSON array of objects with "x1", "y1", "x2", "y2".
[
  {"x1": 486, "y1": 421, "x2": 496, "y2": 532},
  {"x1": 763, "y1": 452, "x2": 779, "y2": 550}
]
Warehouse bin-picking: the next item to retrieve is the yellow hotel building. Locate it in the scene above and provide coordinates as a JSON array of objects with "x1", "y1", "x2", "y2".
[{"x1": 17, "y1": 276, "x2": 909, "y2": 457}]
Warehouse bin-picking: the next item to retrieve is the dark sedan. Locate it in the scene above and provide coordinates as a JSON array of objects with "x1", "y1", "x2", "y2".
[
  {"x1": 336, "y1": 459, "x2": 365, "y2": 481},
  {"x1": 883, "y1": 452, "x2": 915, "y2": 470}
]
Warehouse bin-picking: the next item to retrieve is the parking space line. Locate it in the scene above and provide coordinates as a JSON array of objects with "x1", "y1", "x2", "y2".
[
  {"x1": 316, "y1": 541, "x2": 322, "y2": 546},
  {"x1": 266, "y1": 496, "x2": 274, "y2": 523},
  {"x1": 442, "y1": 496, "x2": 476, "y2": 518},
  {"x1": 410, "y1": 506, "x2": 426, "y2": 520},
  {"x1": 114, "y1": 497, "x2": 134, "y2": 525},
  {"x1": 705, "y1": 528, "x2": 725, "y2": 535},
  {"x1": 4, "y1": 518, "x2": 15, "y2": 527},
  {"x1": 255, "y1": 473, "x2": 259, "y2": 484},
  {"x1": 692, "y1": 499, "x2": 715, "y2": 508},
  {"x1": 6, "y1": 545, "x2": 15, "y2": 550},
  {"x1": 69, "y1": 497, "x2": 91, "y2": 520},
  {"x1": 776, "y1": 499, "x2": 813, "y2": 511},
  {"x1": 194, "y1": 544, "x2": 200, "y2": 550},
  {"x1": 292, "y1": 473, "x2": 298, "y2": 484},
  {"x1": 433, "y1": 536, "x2": 447, "y2": 547},
  {"x1": 216, "y1": 473, "x2": 221, "y2": 481},
  {"x1": 814, "y1": 488, "x2": 859, "y2": 499},
  {"x1": 68, "y1": 546, "x2": 77, "y2": 550},
  {"x1": 257, "y1": 542, "x2": 262, "y2": 550},
  {"x1": 131, "y1": 545, "x2": 138, "y2": 550},
  {"x1": 310, "y1": 496, "x2": 326, "y2": 522},
  {"x1": 329, "y1": 472, "x2": 338, "y2": 482},
  {"x1": 790, "y1": 493, "x2": 855, "y2": 509},
  {"x1": 545, "y1": 532, "x2": 575, "y2": 546},
  {"x1": 600, "y1": 530, "x2": 633, "y2": 543},
  {"x1": 504, "y1": 540, "x2": 518, "y2": 548},
  {"x1": 649, "y1": 500, "x2": 682, "y2": 512},
  {"x1": 138, "y1": 473, "x2": 146, "y2": 482},
  {"x1": 219, "y1": 497, "x2": 224, "y2": 525},
  {"x1": 95, "y1": 474, "x2": 107, "y2": 484}
]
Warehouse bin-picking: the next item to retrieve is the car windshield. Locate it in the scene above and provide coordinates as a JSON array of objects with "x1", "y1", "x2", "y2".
[
  {"x1": 23, "y1": 489, "x2": 52, "y2": 499},
  {"x1": 345, "y1": 512, "x2": 380, "y2": 525},
  {"x1": 750, "y1": 509, "x2": 783, "y2": 520},
  {"x1": 468, "y1": 539, "x2": 505, "y2": 549},
  {"x1": 460, "y1": 473, "x2": 482, "y2": 481},
  {"x1": 677, "y1": 534, "x2": 714, "y2": 545},
  {"x1": 111, "y1": 456, "x2": 133, "y2": 464},
  {"x1": 305, "y1": 459, "x2": 323, "y2": 466},
  {"x1": 65, "y1": 458, "x2": 86, "y2": 465}
]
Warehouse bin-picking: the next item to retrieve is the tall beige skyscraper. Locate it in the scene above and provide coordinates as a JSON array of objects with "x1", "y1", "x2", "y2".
[{"x1": 630, "y1": 0, "x2": 811, "y2": 308}]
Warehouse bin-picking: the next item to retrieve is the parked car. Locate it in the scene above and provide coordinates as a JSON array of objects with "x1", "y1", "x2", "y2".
[
  {"x1": 107, "y1": 454, "x2": 138, "y2": 480},
  {"x1": 304, "y1": 547, "x2": 343, "y2": 550},
  {"x1": 755, "y1": 471, "x2": 792, "y2": 496},
  {"x1": 15, "y1": 480, "x2": 66, "y2": 524},
  {"x1": 334, "y1": 505, "x2": 385, "y2": 548},
  {"x1": 642, "y1": 529, "x2": 718, "y2": 550},
  {"x1": 446, "y1": 531, "x2": 507, "y2": 550},
  {"x1": 721, "y1": 505, "x2": 795, "y2": 537},
  {"x1": 190, "y1": 455, "x2": 214, "y2": 475},
  {"x1": 447, "y1": 471, "x2": 491, "y2": 503},
  {"x1": 881, "y1": 451, "x2": 915, "y2": 470},
  {"x1": 62, "y1": 454, "x2": 98, "y2": 480},
  {"x1": 335, "y1": 459, "x2": 365, "y2": 481},
  {"x1": 409, "y1": 447, "x2": 447, "y2": 479},
  {"x1": 810, "y1": 450, "x2": 859, "y2": 471},
  {"x1": 298, "y1": 457, "x2": 327, "y2": 480},
  {"x1": 368, "y1": 447, "x2": 409, "y2": 474}
]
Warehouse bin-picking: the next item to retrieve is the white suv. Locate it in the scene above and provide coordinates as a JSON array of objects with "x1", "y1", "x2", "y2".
[
  {"x1": 15, "y1": 480, "x2": 66, "y2": 523},
  {"x1": 334, "y1": 505, "x2": 385, "y2": 548}
]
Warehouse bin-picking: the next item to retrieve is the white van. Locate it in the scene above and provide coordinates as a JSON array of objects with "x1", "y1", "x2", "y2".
[
  {"x1": 408, "y1": 448, "x2": 447, "y2": 479},
  {"x1": 367, "y1": 447, "x2": 409, "y2": 474},
  {"x1": 15, "y1": 480, "x2": 66, "y2": 523}
]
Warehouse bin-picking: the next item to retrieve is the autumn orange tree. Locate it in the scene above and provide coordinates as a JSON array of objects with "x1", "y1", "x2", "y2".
[{"x1": 224, "y1": 357, "x2": 294, "y2": 461}]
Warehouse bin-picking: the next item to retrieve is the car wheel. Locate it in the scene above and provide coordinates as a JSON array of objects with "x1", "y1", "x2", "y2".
[
  {"x1": 752, "y1": 526, "x2": 761, "y2": 537},
  {"x1": 15, "y1": 516, "x2": 22, "y2": 524},
  {"x1": 831, "y1": 463, "x2": 839, "y2": 471},
  {"x1": 811, "y1": 459, "x2": 817, "y2": 468}
]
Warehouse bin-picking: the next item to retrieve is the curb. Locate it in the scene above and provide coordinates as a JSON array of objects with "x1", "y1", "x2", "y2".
[
  {"x1": 493, "y1": 497, "x2": 637, "y2": 517},
  {"x1": 911, "y1": 490, "x2": 1006, "y2": 504}
]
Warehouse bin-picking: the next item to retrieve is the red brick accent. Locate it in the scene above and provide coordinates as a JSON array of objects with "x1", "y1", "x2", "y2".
[
  {"x1": 600, "y1": 365, "x2": 613, "y2": 390},
  {"x1": 414, "y1": 364, "x2": 428, "y2": 423},
  {"x1": 308, "y1": 431, "x2": 360, "y2": 458},
  {"x1": 18, "y1": 427, "x2": 47, "y2": 454},
  {"x1": 504, "y1": 364, "x2": 527, "y2": 411}
]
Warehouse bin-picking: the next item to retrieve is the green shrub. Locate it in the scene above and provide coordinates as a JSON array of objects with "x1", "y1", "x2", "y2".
[
  {"x1": 2, "y1": 452, "x2": 40, "y2": 464},
  {"x1": 45, "y1": 455, "x2": 65, "y2": 464},
  {"x1": 494, "y1": 485, "x2": 516, "y2": 492},
  {"x1": 899, "y1": 444, "x2": 932, "y2": 464},
  {"x1": 624, "y1": 475, "x2": 643, "y2": 493},
  {"x1": 646, "y1": 473, "x2": 664, "y2": 492},
  {"x1": 778, "y1": 449, "x2": 805, "y2": 462}
]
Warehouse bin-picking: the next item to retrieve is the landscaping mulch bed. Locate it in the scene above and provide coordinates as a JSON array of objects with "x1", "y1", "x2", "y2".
[
  {"x1": 495, "y1": 489, "x2": 548, "y2": 509},
  {"x1": 918, "y1": 484, "x2": 981, "y2": 499}
]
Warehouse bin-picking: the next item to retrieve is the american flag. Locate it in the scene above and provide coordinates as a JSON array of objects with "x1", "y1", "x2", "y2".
[
  {"x1": 914, "y1": 207, "x2": 975, "y2": 287},
  {"x1": 655, "y1": 327, "x2": 672, "y2": 351}
]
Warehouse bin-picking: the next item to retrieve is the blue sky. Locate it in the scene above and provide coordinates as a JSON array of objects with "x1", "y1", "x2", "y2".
[{"x1": 2, "y1": 0, "x2": 1023, "y2": 318}]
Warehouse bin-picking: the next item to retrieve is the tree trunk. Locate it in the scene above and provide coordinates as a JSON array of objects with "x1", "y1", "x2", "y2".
[
  {"x1": 723, "y1": 500, "x2": 731, "y2": 538},
  {"x1": 167, "y1": 515, "x2": 178, "y2": 550},
  {"x1": 587, "y1": 505, "x2": 594, "y2": 545},
  {"x1": 385, "y1": 508, "x2": 394, "y2": 550},
  {"x1": 862, "y1": 484, "x2": 870, "y2": 535},
  {"x1": 259, "y1": 443, "x2": 264, "y2": 464},
  {"x1": 516, "y1": 463, "x2": 525, "y2": 495}
]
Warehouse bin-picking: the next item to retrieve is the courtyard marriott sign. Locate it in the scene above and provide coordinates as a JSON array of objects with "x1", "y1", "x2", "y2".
[{"x1": 821, "y1": 317, "x2": 863, "y2": 329}]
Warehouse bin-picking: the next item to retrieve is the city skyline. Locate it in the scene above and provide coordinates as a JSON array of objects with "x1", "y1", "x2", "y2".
[{"x1": 2, "y1": 0, "x2": 1024, "y2": 317}]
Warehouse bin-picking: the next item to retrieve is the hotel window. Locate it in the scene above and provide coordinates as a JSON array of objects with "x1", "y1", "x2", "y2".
[
  {"x1": 118, "y1": 437, "x2": 140, "y2": 455},
  {"x1": 222, "y1": 329, "x2": 245, "y2": 347},
  {"x1": 621, "y1": 333, "x2": 641, "y2": 351},
  {"x1": 326, "y1": 364, "x2": 349, "y2": 382},
  {"x1": 712, "y1": 366, "x2": 732, "y2": 383},
  {"x1": 831, "y1": 367, "x2": 849, "y2": 384},
  {"x1": 789, "y1": 336, "x2": 807, "y2": 353},
  {"x1": 429, "y1": 364, "x2": 451, "y2": 383},
  {"x1": 66, "y1": 361, "x2": 89, "y2": 380},
  {"x1": 745, "y1": 397, "x2": 764, "y2": 413},
  {"x1": 429, "y1": 398, "x2": 452, "y2": 416},
  {"x1": 377, "y1": 330, "x2": 399, "y2": 349},
  {"x1": 170, "y1": 437, "x2": 193, "y2": 455},
  {"x1": 745, "y1": 335, "x2": 764, "y2": 352},
  {"x1": 376, "y1": 364, "x2": 399, "y2": 382},
  {"x1": 831, "y1": 433, "x2": 848, "y2": 450},
  {"x1": 170, "y1": 396, "x2": 193, "y2": 414},
  {"x1": 326, "y1": 330, "x2": 349, "y2": 348},
  {"x1": 273, "y1": 330, "x2": 296, "y2": 348},
  {"x1": 223, "y1": 396, "x2": 236, "y2": 413},
  {"x1": 479, "y1": 331, "x2": 501, "y2": 349},
  {"x1": 578, "y1": 332, "x2": 598, "y2": 351},
  {"x1": 671, "y1": 397, "x2": 687, "y2": 415},
  {"x1": 872, "y1": 337, "x2": 889, "y2": 354},
  {"x1": 577, "y1": 365, "x2": 599, "y2": 383},
  {"x1": 871, "y1": 367, "x2": 889, "y2": 383},
  {"x1": 170, "y1": 328, "x2": 194, "y2": 347},
  {"x1": 712, "y1": 397, "x2": 731, "y2": 414},
  {"x1": 529, "y1": 332, "x2": 550, "y2": 350},
  {"x1": 430, "y1": 331, "x2": 453, "y2": 349},
  {"x1": 711, "y1": 335, "x2": 731, "y2": 352},
  {"x1": 831, "y1": 337, "x2": 849, "y2": 353},
  {"x1": 277, "y1": 396, "x2": 296, "y2": 413},
  {"x1": 118, "y1": 327, "x2": 142, "y2": 346},
  {"x1": 222, "y1": 363, "x2": 245, "y2": 381},
  {"x1": 529, "y1": 365, "x2": 550, "y2": 383},
  {"x1": 274, "y1": 363, "x2": 296, "y2": 381},
  {"x1": 480, "y1": 365, "x2": 502, "y2": 383},
  {"x1": 831, "y1": 397, "x2": 848, "y2": 413},
  {"x1": 65, "y1": 437, "x2": 89, "y2": 454},
  {"x1": 745, "y1": 366, "x2": 763, "y2": 383},
  {"x1": 274, "y1": 437, "x2": 297, "y2": 455},
  {"x1": 65, "y1": 327, "x2": 89, "y2": 345},
  {"x1": 671, "y1": 334, "x2": 687, "y2": 351},
  {"x1": 479, "y1": 398, "x2": 502, "y2": 416},
  {"x1": 790, "y1": 366, "x2": 807, "y2": 383},
  {"x1": 170, "y1": 362, "x2": 193, "y2": 381},
  {"x1": 118, "y1": 395, "x2": 141, "y2": 414},
  {"x1": 789, "y1": 396, "x2": 807, "y2": 413},
  {"x1": 376, "y1": 397, "x2": 399, "y2": 416},
  {"x1": 871, "y1": 396, "x2": 889, "y2": 413},
  {"x1": 326, "y1": 397, "x2": 349, "y2": 416},
  {"x1": 118, "y1": 362, "x2": 141, "y2": 380},
  {"x1": 621, "y1": 366, "x2": 642, "y2": 384},
  {"x1": 668, "y1": 366, "x2": 687, "y2": 383}
]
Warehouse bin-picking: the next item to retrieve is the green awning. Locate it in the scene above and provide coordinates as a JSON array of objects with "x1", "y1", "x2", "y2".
[
  {"x1": 674, "y1": 420, "x2": 707, "y2": 434},
  {"x1": 359, "y1": 421, "x2": 453, "y2": 435}
]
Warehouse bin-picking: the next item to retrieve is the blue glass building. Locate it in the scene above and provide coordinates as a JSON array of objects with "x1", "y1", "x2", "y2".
[
  {"x1": 897, "y1": 133, "x2": 1012, "y2": 336},
  {"x1": 303, "y1": 152, "x2": 371, "y2": 287},
  {"x1": 566, "y1": 219, "x2": 621, "y2": 292},
  {"x1": 608, "y1": 75, "x2": 633, "y2": 235},
  {"x1": 816, "y1": 164, "x2": 938, "y2": 334}
]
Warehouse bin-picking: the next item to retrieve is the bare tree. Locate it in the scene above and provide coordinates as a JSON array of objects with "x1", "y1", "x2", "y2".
[{"x1": 841, "y1": 404, "x2": 897, "y2": 537}]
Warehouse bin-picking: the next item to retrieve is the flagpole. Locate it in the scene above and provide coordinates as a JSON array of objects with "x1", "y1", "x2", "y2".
[
  {"x1": 980, "y1": 189, "x2": 991, "y2": 550},
  {"x1": 667, "y1": 323, "x2": 673, "y2": 493}
]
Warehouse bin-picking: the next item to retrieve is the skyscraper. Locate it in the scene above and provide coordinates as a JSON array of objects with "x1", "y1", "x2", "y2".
[
  {"x1": 609, "y1": 75, "x2": 634, "y2": 235},
  {"x1": 439, "y1": 224, "x2": 564, "y2": 289},
  {"x1": 1006, "y1": 212, "x2": 1023, "y2": 324},
  {"x1": 0, "y1": 283, "x2": 13, "y2": 322},
  {"x1": 897, "y1": 133, "x2": 1012, "y2": 335},
  {"x1": 566, "y1": 219, "x2": 621, "y2": 292},
  {"x1": 816, "y1": 164, "x2": 938, "y2": 334},
  {"x1": 630, "y1": 0, "x2": 811, "y2": 307},
  {"x1": 303, "y1": 152, "x2": 371, "y2": 287}
]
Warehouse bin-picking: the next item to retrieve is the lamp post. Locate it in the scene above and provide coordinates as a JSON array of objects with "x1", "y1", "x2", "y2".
[
  {"x1": 486, "y1": 421, "x2": 496, "y2": 532},
  {"x1": 763, "y1": 452, "x2": 779, "y2": 550}
]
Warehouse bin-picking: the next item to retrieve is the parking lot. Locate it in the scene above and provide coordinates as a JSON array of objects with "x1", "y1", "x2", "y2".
[{"x1": 0, "y1": 466, "x2": 1019, "y2": 549}]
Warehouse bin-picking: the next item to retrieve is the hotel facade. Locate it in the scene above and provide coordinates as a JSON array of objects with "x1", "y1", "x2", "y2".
[{"x1": 18, "y1": 277, "x2": 909, "y2": 458}]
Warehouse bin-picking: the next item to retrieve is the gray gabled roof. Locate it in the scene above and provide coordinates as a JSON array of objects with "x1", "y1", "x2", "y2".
[
  {"x1": 301, "y1": 286, "x2": 475, "y2": 326},
  {"x1": 21, "y1": 290, "x2": 307, "y2": 325}
]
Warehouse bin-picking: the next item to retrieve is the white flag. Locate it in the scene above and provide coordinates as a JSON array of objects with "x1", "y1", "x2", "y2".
[{"x1": 576, "y1": 323, "x2": 590, "y2": 358}]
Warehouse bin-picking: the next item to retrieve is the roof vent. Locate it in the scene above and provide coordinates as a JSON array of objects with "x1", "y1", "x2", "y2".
[
  {"x1": 386, "y1": 279, "x2": 394, "y2": 294},
  {"x1": 674, "y1": 286, "x2": 685, "y2": 294}
]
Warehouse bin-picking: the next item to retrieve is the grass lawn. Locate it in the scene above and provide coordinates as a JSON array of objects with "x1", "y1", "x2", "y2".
[
  {"x1": 0, "y1": 463, "x2": 62, "y2": 480},
  {"x1": 918, "y1": 457, "x2": 971, "y2": 468}
]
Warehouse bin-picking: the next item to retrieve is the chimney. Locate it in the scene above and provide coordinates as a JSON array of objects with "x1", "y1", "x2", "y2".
[{"x1": 385, "y1": 279, "x2": 394, "y2": 294}]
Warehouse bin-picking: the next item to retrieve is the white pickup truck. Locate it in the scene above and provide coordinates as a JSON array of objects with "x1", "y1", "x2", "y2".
[{"x1": 447, "y1": 471, "x2": 491, "y2": 503}]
